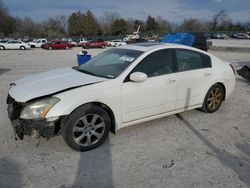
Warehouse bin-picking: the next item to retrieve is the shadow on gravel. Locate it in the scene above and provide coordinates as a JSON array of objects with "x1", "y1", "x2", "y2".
[
  {"x1": 0, "y1": 68, "x2": 11, "y2": 75},
  {"x1": 176, "y1": 114, "x2": 250, "y2": 187},
  {"x1": 73, "y1": 138, "x2": 114, "y2": 188},
  {"x1": 0, "y1": 158, "x2": 22, "y2": 187}
]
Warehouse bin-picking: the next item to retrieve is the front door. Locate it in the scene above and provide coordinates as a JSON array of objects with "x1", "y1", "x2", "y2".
[{"x1": 121, "y1": 49, "x2": 177, "y2": 123}]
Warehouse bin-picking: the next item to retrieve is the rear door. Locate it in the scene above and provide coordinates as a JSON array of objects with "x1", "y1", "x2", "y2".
[{"x1": 173, "y1": 48, "x2": 212, "y2": 109}]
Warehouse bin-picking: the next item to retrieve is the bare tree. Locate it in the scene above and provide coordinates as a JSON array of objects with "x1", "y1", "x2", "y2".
[
  {"x1": 212, "y1": 10, "x2": 232, "y2": 30},
  {"x1": 99, "y1": 11, "x2": 120, "y2": 35},
  {"x1": 0, "y1": 0, "x2": 16, "y2": 37},
  {"x1": 156, "y1": 16, "x2": 172, "y2": 34}
]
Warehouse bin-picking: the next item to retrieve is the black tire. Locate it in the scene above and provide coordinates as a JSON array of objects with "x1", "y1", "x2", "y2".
[
  {"x1": 20, "y1": 46, "x2": 25, "y2": 50},
  {"x1": 62, "y1": 104, "x2": 111, "y2": 152},
  {"x1": 0, "y1": 45, "x2": 5, "y2": 50},
  {"x1": 201, "y1": 84, "x2": 224, "y2": 113}
]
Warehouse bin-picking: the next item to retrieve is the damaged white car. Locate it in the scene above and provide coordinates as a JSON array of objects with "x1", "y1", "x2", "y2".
[{"x1": 7, "y1": 43, "x2": 236, "y2": 151}]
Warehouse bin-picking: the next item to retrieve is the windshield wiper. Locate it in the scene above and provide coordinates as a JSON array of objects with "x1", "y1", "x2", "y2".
[{"x1": 73, "y1": 67, "x2": 112, "y2": 79}]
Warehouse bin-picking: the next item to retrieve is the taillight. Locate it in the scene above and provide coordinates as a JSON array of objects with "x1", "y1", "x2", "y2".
[{"x1": 229, "y1": 64, "x2": 236, "y2": 75}]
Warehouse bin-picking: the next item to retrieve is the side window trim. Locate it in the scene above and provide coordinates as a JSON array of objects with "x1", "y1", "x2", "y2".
[
  {"x1": 174, "y1": 48, "x2": 212, "y2": 72},
  {"x1": 124, "y1": 49, "x2": 176, "y2": 83}
]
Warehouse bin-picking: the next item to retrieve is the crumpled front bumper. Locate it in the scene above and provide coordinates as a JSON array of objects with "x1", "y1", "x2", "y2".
[
  {"x1": 9, "y1": 118, "x2": 58, "y2": 140},
  {"x1": 6, "y1": 94, "x2": 60, "y2": 140}
]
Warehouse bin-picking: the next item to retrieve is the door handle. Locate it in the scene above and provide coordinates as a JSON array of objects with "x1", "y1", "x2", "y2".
[
  {"x1": 204, "y1": 73, "x2": 211, "y2": 77},
  {"x1": 165, "y1": 79, "x2": 176, "y2": 84}
]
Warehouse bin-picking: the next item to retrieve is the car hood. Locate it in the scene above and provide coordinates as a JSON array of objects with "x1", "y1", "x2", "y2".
[{"x1": 9, "y1": 67, "x2": 107, "y2": 102}]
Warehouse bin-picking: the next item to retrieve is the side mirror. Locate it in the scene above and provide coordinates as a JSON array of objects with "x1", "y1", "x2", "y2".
[{"x1": 130, "y1": 72, "x2": 148, "y2": 82}]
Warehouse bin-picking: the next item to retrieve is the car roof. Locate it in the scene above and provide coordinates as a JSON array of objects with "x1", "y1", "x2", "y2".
[{"x1": 118, "y1": 42, "x2": 194, "y2": 52}]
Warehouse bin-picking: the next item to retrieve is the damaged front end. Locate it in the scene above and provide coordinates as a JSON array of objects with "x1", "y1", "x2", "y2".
[{"x1": 6, "y1": 94, "x2": 65, "y2": 140}]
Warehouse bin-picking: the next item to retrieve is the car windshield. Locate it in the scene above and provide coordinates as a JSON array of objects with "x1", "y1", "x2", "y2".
[{"x1": 76, "y1": 48, "x2": 142, "y2": 79}]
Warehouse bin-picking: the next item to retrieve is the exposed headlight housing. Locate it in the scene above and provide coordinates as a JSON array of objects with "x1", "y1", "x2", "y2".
[{"x1": 20, "y1": 97, "x2": 60, "y2": 120}]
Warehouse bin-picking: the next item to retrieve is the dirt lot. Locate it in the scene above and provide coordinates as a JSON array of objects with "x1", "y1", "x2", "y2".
[{"x1": 0, "y1": 47, "x2": 250, "y2": 188}]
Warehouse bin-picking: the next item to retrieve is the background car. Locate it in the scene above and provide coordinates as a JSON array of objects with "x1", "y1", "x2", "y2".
[
  {"x1": 236, "y1": 33, "x2": 250, "y2": 39},
  {"x1": 0, "y1": 40, "x2": 30, "y2": 50},
  {"x1": 107, "y1": 39, "x2": 127, "y2": 47},
  {"x1": 28, "y1": 38, "x2": 47, "y2": 48},
  {"x1": 231, "y1": 33, "x2": 250, "y2": 39},
  {"x1": 126, "y1": 38, "x2": 148, "y2": 44},
  {"x1": 82, "y1": 39, "x2": 107, "y2": 49},
  {"x1": 41, "y1": 40, "x2": 73, "y2": 50},
  {"x1": 211, "y1": 33, "x2": 228, "y2": 39},
  {"x1": 191, "y1": 33, "x2": 208, "y2": 51},
  {"x1": 77, "y1": 38, "x2": 89, "y2": 46}
]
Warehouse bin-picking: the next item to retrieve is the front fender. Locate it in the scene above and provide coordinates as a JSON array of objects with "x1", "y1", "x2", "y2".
[{"x1": 45, "y1": 83, "x2": 123, "y2": 129}]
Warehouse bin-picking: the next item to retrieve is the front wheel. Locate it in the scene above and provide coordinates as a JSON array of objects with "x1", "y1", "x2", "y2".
[
  {"x1": 201, "y1": 84, "x2": 224, "y2": 113},
  {"x1": 62, "y1": 104, "x2": 111, "y2": 152},
  {"x1": 0, "y1": 45, "x2": 5, "y2": 50},
  {"x1": 20, "y1": 46, "x2": 25, "y2": 50}
]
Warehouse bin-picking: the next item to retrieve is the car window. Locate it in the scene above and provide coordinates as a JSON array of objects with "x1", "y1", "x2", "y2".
[
  {"x1": 175, "y1": 49, "x2": 207, "y2": 72},
  {"x1": 78, "y1": 48, "x2": 142, "y2": 78},
  {"x1": 131, "y1": 49, "x2": 175, "y2": 78}
]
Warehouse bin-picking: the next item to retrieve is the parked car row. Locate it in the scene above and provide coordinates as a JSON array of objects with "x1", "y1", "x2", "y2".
[
  {"x1": 209, "y1": 32, "x2": 250, "y2": 39},
  {"x1": 0, "y1": 38, "x2": 129, "y2": 50}
]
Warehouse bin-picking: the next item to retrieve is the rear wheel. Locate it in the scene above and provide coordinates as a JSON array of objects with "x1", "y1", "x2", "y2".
[
  {"x1": 62, "y1": 104, "x2": 111, "y2": 152},
  {"x1": 201, "y1": 84, "x2": 224, "y2": 113},
  {"x1": 48, "y1": 46, "x2": 52, "y2": 50},
  {"x1": 0, "y1": 45, "x2": 5, "y2": 50}
]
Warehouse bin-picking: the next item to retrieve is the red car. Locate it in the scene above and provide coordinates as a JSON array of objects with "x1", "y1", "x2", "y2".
[
  {"x1": 82, "y1": 39, "x2": 107, "y2": 49},
  {"x1": 41, "y1": 40, "x2": 73, "y2": 50}
]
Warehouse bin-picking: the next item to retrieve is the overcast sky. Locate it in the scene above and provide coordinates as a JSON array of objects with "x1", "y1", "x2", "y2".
[{"x1": 4, "y1": 0, "x2": 250, "y2": 23}]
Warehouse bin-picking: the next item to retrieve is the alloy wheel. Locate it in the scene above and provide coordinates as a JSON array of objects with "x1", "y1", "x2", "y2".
[
  {"x1": 207, "y1": 87, "x2": 222, "y2": 111},
  {"x1": 72, "y1": 114, "x2": 106, "y2": 146}
]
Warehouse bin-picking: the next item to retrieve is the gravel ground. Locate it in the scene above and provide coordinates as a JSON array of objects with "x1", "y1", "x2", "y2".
[{"x1": 0, "y1": 47, "x2": 249, "y2": 188}]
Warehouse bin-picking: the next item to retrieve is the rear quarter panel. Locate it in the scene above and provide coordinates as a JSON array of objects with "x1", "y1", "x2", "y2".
[{"x1": 208, "y1": 55, "x2": 235, "y2": 99}]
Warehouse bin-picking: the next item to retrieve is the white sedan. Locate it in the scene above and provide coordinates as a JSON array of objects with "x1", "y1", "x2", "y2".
[
  {"x1": 7, "y1": 43, "x2": 235, "y2": 151},
  {"x1": 0, "y1": 40, "x2": 31, "y2": 50},
  {"x1": 107, "y1": 39, "x2": 127, "y2": 47}
]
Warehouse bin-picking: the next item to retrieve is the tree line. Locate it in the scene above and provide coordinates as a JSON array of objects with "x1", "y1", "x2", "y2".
[{"x1": 0, "y1": 0, "x2": 249, "y2": 39}]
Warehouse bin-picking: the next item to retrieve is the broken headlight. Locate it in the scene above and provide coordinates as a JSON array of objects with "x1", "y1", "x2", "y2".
[{"x1": 20, "y1": 97, "x2": 60, "y2": 119}]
